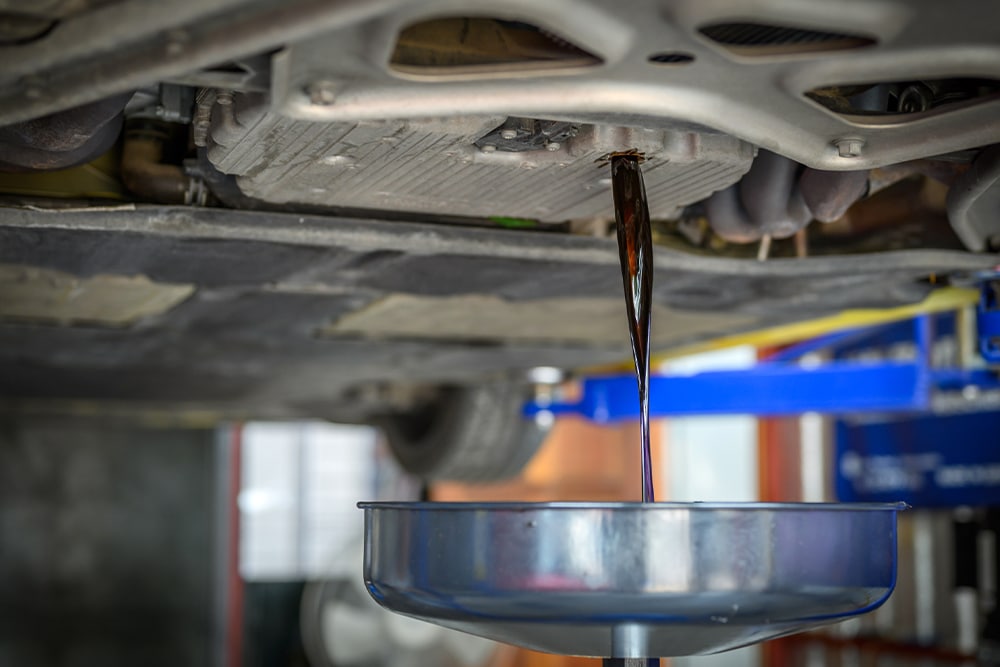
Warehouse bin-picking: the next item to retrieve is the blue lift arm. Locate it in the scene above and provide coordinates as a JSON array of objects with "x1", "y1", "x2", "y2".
[{"x1": 526, "y1": 293, "x2": 1000, "y2": 422}]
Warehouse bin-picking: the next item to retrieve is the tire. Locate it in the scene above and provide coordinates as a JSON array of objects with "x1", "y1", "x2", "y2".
[{"x1": 378, "y1": 382, "x2": 549, "y2": 483}]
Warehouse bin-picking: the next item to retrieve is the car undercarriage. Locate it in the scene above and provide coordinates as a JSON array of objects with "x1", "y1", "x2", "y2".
[{"x1": 2, "y1": 0, "x2": 999, "y2": 478}]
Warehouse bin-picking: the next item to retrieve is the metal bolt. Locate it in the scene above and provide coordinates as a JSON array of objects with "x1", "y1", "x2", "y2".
[
  {"x1": 546, "y1": 141, "x2": 561, "y2": 152},
  {"x1": 305, "y1": 80, "x2": 337, "y2": 106},
  {"x1": 481, "y1": 144, "x2": 497, "y2": 153},
  {"x1": 835, "y1": 138, "x2": 865, "y2": 158},
  {"x1": 500, "y1": 129, "x2": 518, "y2": 140}
]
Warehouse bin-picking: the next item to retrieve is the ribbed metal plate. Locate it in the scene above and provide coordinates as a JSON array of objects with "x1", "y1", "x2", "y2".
[{"x1": 206, "y1": 105, "x2": 755, "y2": 223}]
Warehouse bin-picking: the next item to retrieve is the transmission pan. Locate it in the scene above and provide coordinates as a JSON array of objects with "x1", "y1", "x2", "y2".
[{"x1": 205, "y1": 104, "x2": 754, "y2": 223}]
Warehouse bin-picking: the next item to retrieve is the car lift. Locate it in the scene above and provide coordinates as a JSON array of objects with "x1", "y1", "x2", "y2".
[{"x1": 525, "y1": 280, "x2": 1000, "y2": 421}]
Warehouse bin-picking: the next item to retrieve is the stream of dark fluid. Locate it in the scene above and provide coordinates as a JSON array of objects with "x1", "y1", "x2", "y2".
[{"x1": 611, "y1": 155, "x2": 655, "y2": 503}]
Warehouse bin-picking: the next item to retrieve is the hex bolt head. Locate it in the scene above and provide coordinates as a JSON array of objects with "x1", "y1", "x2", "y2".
[
  {"x1": 546, "y1": 142, "x2": 561, "y2": 152},
  {"x1": 305, "y1": 80, "x2": 337, "y2": 106},
  {"x1": 500, "y1": 129, "x2": 518, "y2": 140},
  {"x1": 481, "y1": 144, "x2": 497, "y2": 153},
  {"x1": 835, "y1": 138, "x2": 865, "y2": 158}
]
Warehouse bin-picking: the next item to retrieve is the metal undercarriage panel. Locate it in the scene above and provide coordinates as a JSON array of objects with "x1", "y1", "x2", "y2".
[
  {"x1": 205, "y1": 109, "x2": 755, "y2": 222},
  {"x1": 2, "y1": 0, "x2": 1000, "y2": 422},
  {"x1": 2, "y1": 0, "x2": 998, "y2": 170},
  {"x1": 1, "y1": 204, "x2": 996, "y2": 420}
]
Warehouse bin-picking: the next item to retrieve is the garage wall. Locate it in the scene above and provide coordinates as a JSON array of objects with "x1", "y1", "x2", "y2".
[{"x1": 0, "y1": 419, "x2": 219, "y2": 667}]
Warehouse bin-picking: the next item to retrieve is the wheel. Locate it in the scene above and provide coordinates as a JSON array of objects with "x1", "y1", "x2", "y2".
[{"x1": 378, "y1": 382, "x2": 549, "y2": 483}]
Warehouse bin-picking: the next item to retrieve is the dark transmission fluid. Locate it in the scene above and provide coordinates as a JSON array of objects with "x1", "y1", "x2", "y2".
[{"x1": 611, "y1": 153, "x2": 655, "y2": 503}]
